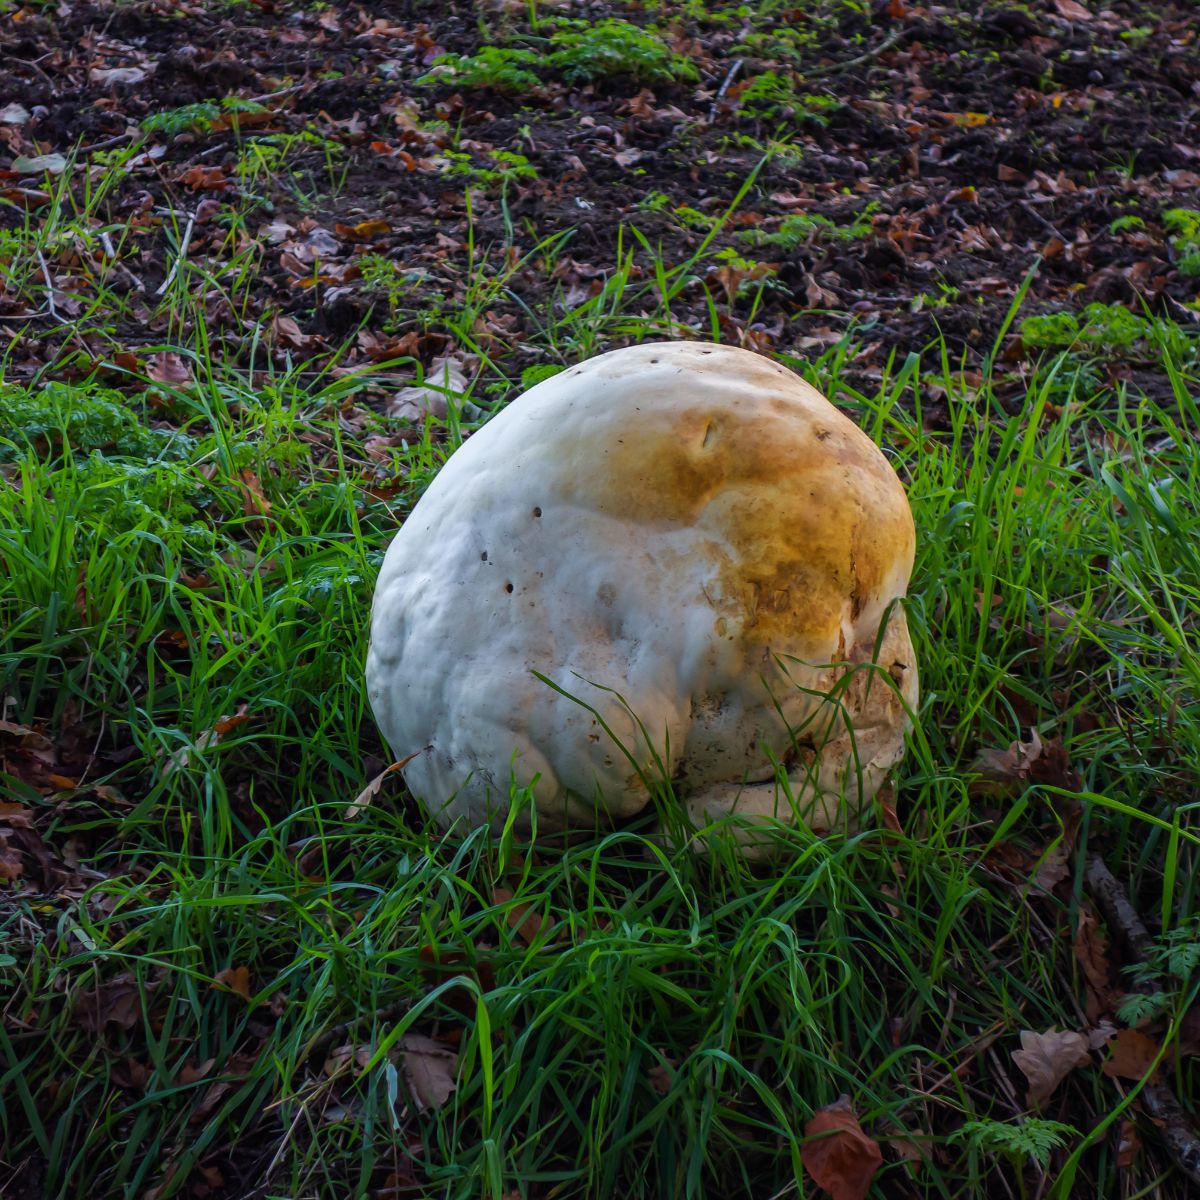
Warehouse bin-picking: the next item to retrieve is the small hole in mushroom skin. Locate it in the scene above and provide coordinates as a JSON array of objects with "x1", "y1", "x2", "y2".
[
  {"x1": 480, "y1": 551, "x2": 488, "y2": 561},
  {"x1": 504, "y1": 582, "x2": 514, "y2": 594},
  {"x1": 532, "y1": 506, "x2": 542, "y2": 518}
]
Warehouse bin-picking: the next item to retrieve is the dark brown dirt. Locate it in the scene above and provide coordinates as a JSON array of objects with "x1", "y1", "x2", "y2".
[{"x1": 2, "y1": 0, "x2": 1198, "y2": 394}]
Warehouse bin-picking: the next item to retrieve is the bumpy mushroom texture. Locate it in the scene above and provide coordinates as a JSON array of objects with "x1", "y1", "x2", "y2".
[{"x1": 366, "y1": 341, "x2": 918, "y2": 846}]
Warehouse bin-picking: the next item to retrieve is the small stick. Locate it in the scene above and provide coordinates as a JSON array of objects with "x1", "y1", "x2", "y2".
[
  {"x1": 1019, "y1": 199, "x2": 1068, "y2": 246},
  {"x1": 1085, "y1": 854, "x2": 1200, "y2": 1185},
  {"x1": 36, "y1": 249, "x2": 59, "y2": 322},
  {"x1": 709, "y1": 58, "x2": 743, "y2": 122},
  {"x1": 805, "y1": 27, "x2": 909, "y2": 79},
  {"x1": 79, "y1": 130, "x2": 139, "y2": 155},
  {"x1": 155, "y1": 212, "x2": 196, "y2": 297},
  {"x1": 1084, "y1": 855, "x2": 1153, "y2": 960}
]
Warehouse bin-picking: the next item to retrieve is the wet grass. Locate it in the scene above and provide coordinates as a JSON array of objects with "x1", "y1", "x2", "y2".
[{"x1": 2, "y1": 182, "x2": 1200, "y2": 1199}]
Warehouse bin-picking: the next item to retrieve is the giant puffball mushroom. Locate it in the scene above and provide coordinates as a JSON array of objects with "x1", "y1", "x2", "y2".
[{"x1": 366, "y1": 341, "x2": 918, "y2": 848}]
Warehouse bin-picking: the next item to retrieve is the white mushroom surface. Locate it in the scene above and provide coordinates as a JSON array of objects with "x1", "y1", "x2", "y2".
[{"x1": 366, "y1": 341, "x2": 918, "y2": 844}]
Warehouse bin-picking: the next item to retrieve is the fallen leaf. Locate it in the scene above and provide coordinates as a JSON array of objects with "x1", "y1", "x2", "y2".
[
  {"x1": 1072, "y1": 906, "x2": 1114, "y2": 1017},
  {"x1": 1012, "y1": 1028, "x2": 1090, "y2": 1107},
  {"x1": 1031, "y1": 844, "x2": 1070, "y2": 894},
  {"x1": 270, "y1": 313, "x2": 323, "y2": 351},
  {"x1": 1165, "y1": 169, "x2": 1200, "y2": 190},
  {"x1": 90, "y1": 66, "x2": 150, "y2": 85},
  {"x1": 0, "y1": 187, "x2": 51, "y2": 208},
  {"x1": 177, "y1": 165, "x2": 229, "y2": 191},
  {"x1": 13, "y1": 153, "x2": 69, "y2": 176},
  {"x1": 972, "y1": 728, "x2": 1043, "y2": 790},
  {"x1": 335, "y1": 218, "x2": 391, "y2": 241},
  {"x1": 146, "y1": 351, "x2": 193, "y2": 386},
  {"x1": 388, "y1": 355, "x2": 470, "y2": 422},
  {"x1": 491, "y1": 886, "x2": 553, "y2": 946},
  {"x1": 1116, "y1": 1118, "x2": 1141, "y2": 1169},
  {"x1": 0, "y1": 103, "x2": 30, "y2": 125},
  {"x1": 1054, "y1": 0, "x2": 1092, "y2": 19},
  {"x1": 212, "y1": 965, "x2": 252, "y2": 1000},
  {"x1": 345, "y1": 751, "x2": 424, "y2": 818},
  {"x1": 1102, "y1": 1029, "x2": 1160, "y2": 1081},
  {"x1": 163, "y1": 705, "x2": 250, "y2": 775},
  {"x1": 176, "y1": 1058, "x2": 216, "y2": 1085},
  {"x1": 647, "y1": 1060, "x2": 676, "y2": 1096},
  {"x1": 237, "y1": 469, "x2": 272, "y2": 519},
  {"x1": 0, "y1": 837, "x2": 24, "y2": 881},
  {"x1": 400, "y1": 1033, "x2": 458, "y2": 1111},
  {"x1": 322, "y1": 1042, "x2": 374, "y2": 1076},
  {"x1": 801, "y1": 1096, "x2": 883, "y2": 1200},
  {"x1": 75, "y1": 972, "x2": 147, "y2": 1035},
  {"x1": 1175, "y1": 1006, "x2": 1200, "y2": 1057}
]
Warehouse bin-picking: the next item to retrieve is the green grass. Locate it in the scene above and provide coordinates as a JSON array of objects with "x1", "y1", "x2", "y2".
[{"x1": 3, "y1": 170, "x2": 1200, "y2": 1199}]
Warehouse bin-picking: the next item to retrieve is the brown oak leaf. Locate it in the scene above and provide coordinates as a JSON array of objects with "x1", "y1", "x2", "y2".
[
  {"x1": 1102, "y1": 1029, "x2": 1160, "y2": 1081},
  {"x1": 1012, "y1": 1028, "x2": 1090, "y2": 1107},
  {"x1": 801, "y1": 1096, "x2": 883, "y2": 1200}
]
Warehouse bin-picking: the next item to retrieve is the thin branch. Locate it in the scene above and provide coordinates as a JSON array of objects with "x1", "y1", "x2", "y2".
[
  {"x1": 155, "y1": 212, "x2": 197, "y2": 297},
  {"x1": 1085, "y1": 855, "x2": 1153, "y2": 960},
  {"x1": 708, "y1": 58, "x2": 743, "y2": 122},
  {"x1": 79, "y1": 130, "x2": 139, "y2": 155},
  {"x1": 35, "y1": 250, "x2": 60, "y2": 322},
  {"x1": 805, "y1": 27, "x2": 910, "y2": 79},
  {"x1": 1019, "y1": 199, "x2": 1067, "y2": 245},
  {"x1": 1085, "y1": 854, "x2": 1200, "y2": 1186}
]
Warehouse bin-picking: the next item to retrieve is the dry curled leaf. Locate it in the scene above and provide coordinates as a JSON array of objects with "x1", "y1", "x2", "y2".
[
  {"x1": 212, "y1": 965, "x2": 251, "y2": 1001},
  {"x1": 647, "y1": 1060, "x2": 676, "y2": 1096},
  {"x1": 237, "y1": 469, "x2": 272, "y2": 519},
  {"x1": 146, "y1": 351, "x2": 193, "y2": 386},
  {"x1": 1073, "y1": 906, "x2": 1114, "y2": 1018},
  {"x1": 75, "y1": 972, "x2": 147, "y2": 1035},
  {"x1": 401, "y1": 1033, "x2": 458, "y2": 1111},
  {"x1": 1102, "y1": 1029, "x2": 1160, "y2": 1081},
  {"x1": 1115, "y1": 1118, "x2": 1141, "y2": 1169},
  {"x1": 387, "y1": 355, "x2": 470, "y2": 422},
  {"x1": 801, "y1": 1096, "x2": 883, "y2": 1200},
  {"x1": 345, "y1": 751, "x2": 423, "y2": 817},
  {"x1": 491, "y1": 886, "x2": 554, "y2": 946},
  {"x1": 973, "y1": 728, "x2": 1042, "y2": 786},
  {"x1": 1012, "y1": 1028, "x2": 1090, "y2": 1108},
  {"x1": 1054, "y1": 0, "x2": 1093, "y2": 20}
]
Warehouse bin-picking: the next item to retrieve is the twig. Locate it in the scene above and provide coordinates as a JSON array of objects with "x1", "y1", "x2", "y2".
[
  {"x1": 79, "y1": 130, "x2": 139, "y2": 155},
  {"x1": 35, "y1": 249, "x2": 59, "y2": 322},
  {"x1": 1142, "y1": 1080, "x2": 1200, "y2": 1183},
  {"x1": 1019, "y1": 199, "x2": 1067, "y2": 245},
  {"x1": 1084, "y1": 855, "x2": 1153, "y2": 960},
  {"x1": 242, "y1": 82, "x2": 308, "y2": 107},
  {"x1": 804, "y1": 27, "x2": 910, "y2": 80},
  {"x1": 155, "y1": 212, "x2": 196, "y2": 297},
  {"x1": 708, "y1": 58, "x2": 743, "y2": 122},
  {"x1": 1084, "y1": 854, "x2": 1200, "y2": 1185}
]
